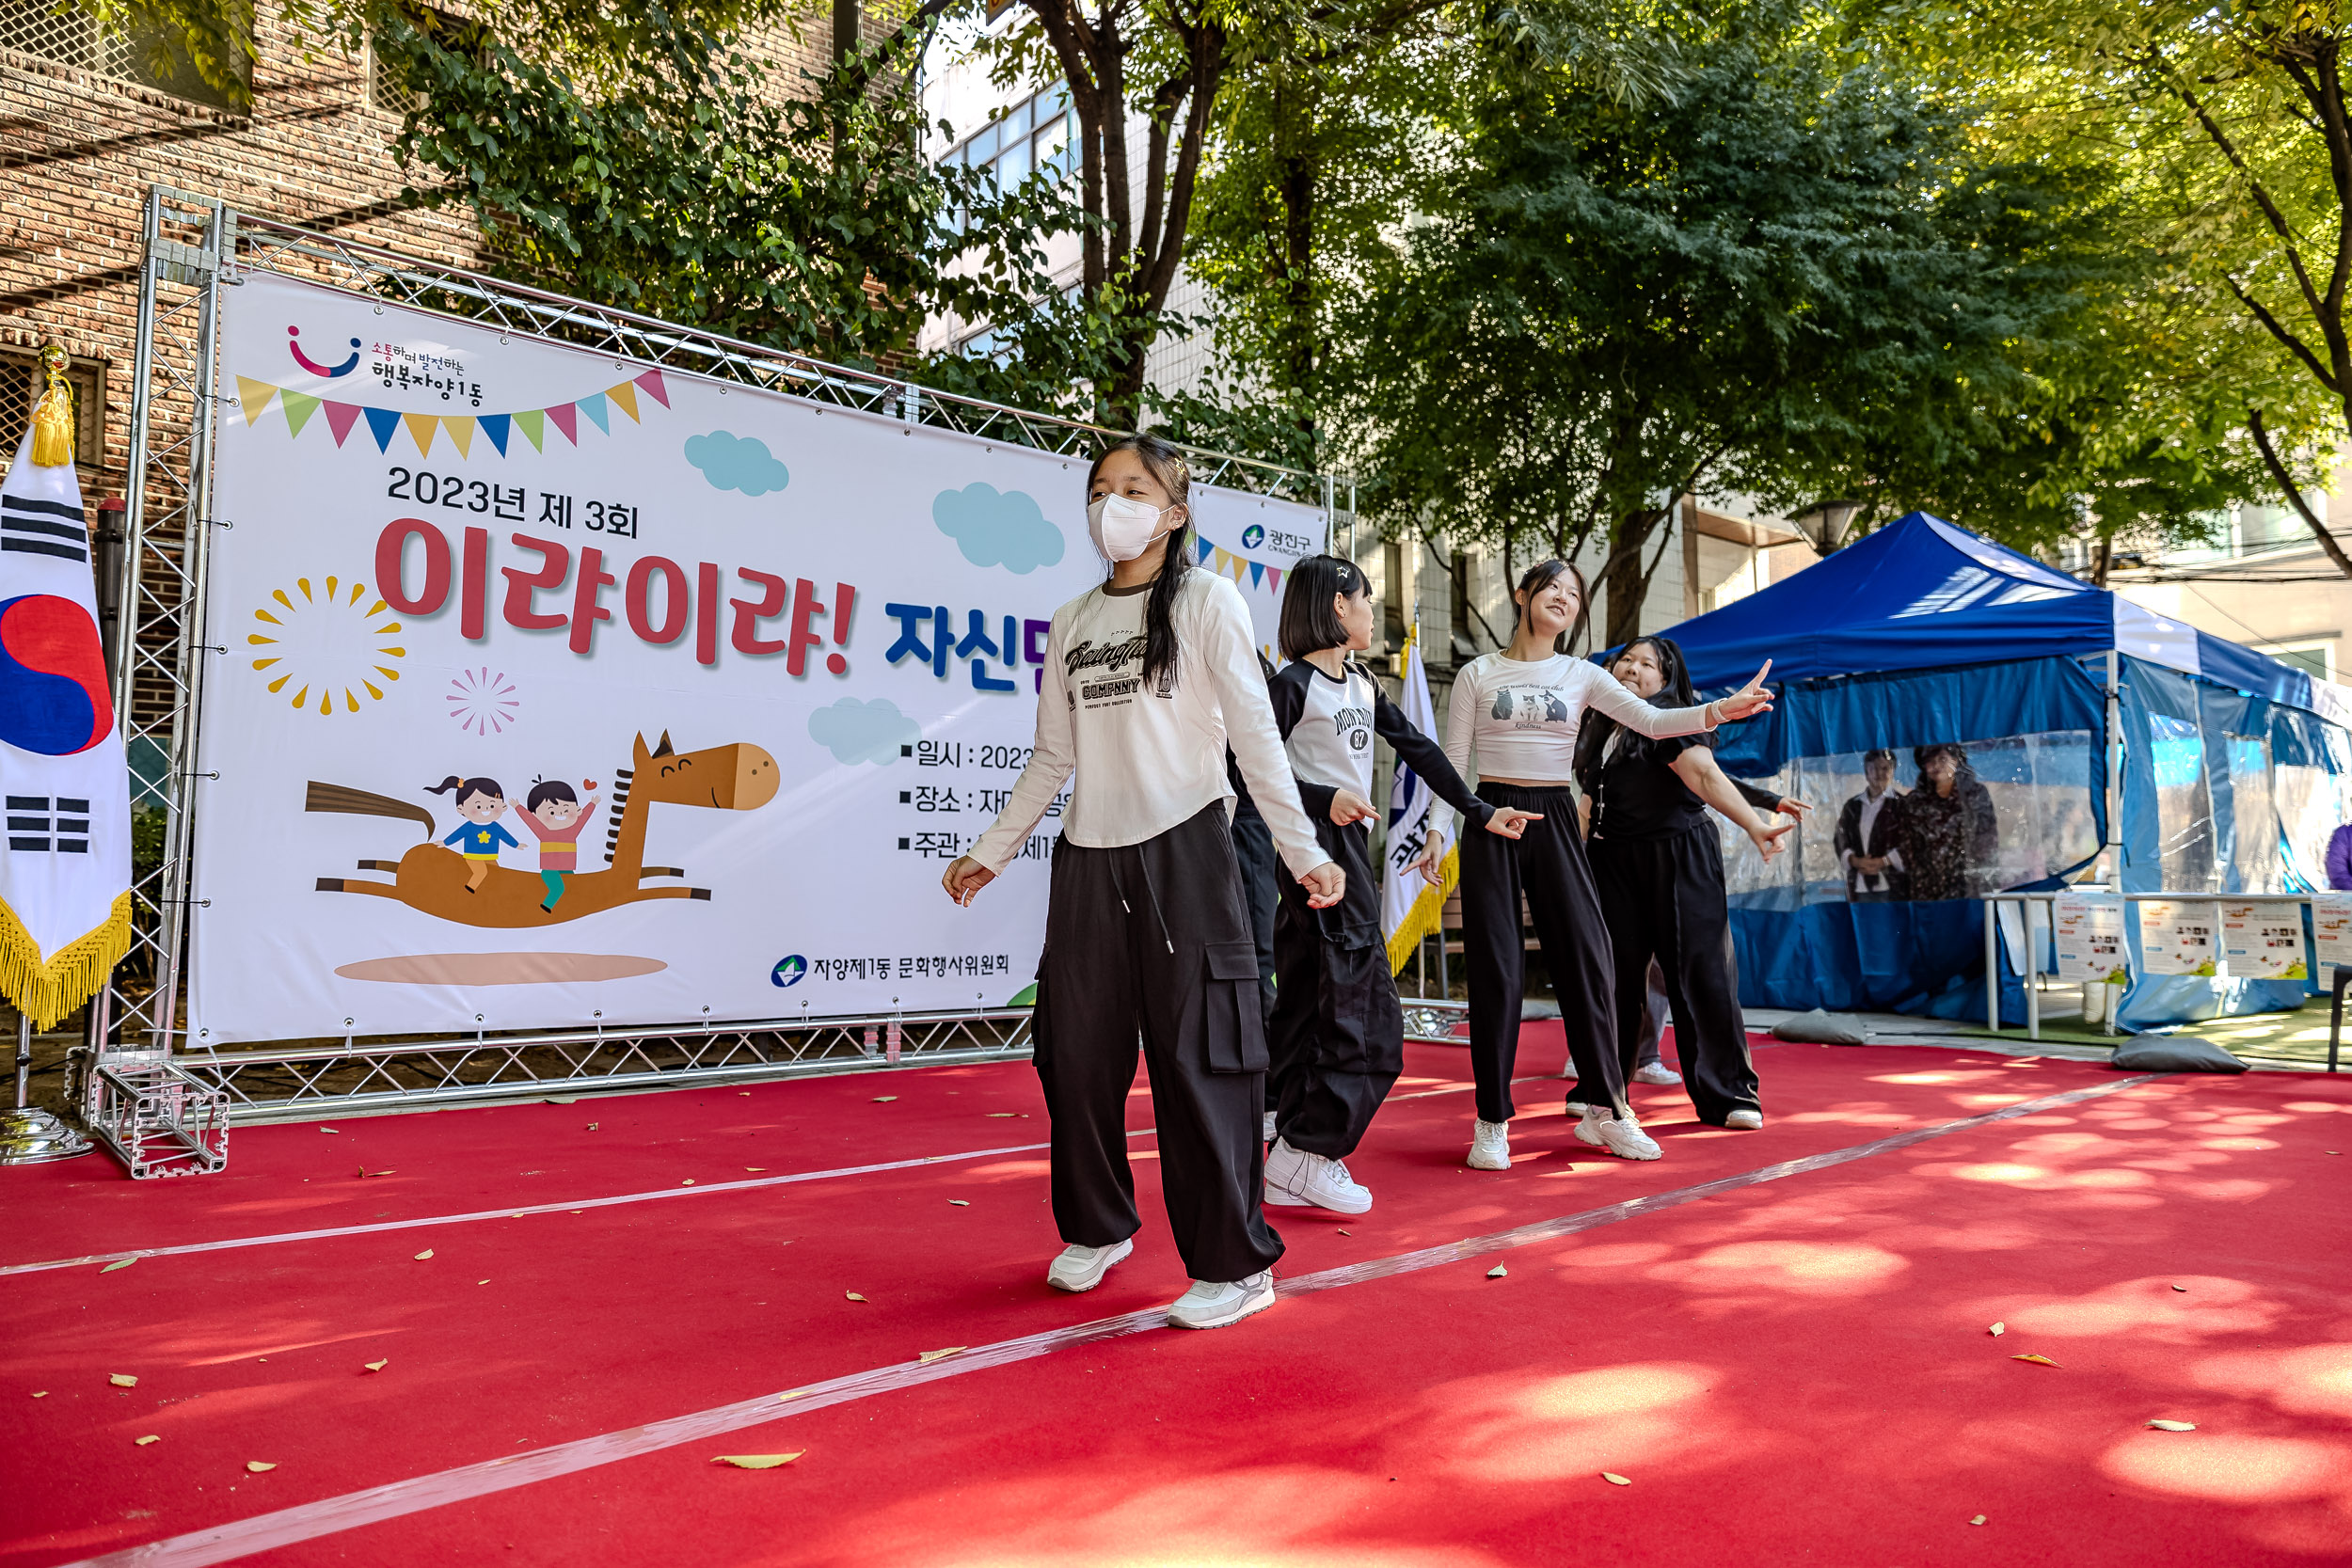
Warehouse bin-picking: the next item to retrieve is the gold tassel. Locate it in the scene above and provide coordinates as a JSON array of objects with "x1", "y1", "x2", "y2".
[
  {"x1": 30, "y1": 344, "x2": 73, "y2": 467},
  {"x1": 0, "y1": 890, "x2": 132, "y2": 1031}
]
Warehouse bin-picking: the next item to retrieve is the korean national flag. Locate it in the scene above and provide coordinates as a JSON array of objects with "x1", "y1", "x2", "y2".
[{"x1": 0, "y1": 424, "x2": 132, "y2": 1026}]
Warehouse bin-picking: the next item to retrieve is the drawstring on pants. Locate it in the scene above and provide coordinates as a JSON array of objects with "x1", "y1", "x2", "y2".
[{"x1": 1107, "y1": 849, "x2": 1176, "y2": 955}]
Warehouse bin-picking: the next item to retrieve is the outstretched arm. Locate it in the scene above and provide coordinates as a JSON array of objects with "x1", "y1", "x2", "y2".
[{"x1": 1672, "y1": 745, "x2": 1793, "y2": 862}]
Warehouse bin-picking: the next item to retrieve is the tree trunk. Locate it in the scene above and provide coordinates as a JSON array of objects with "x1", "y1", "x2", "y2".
[{"x1": 1602, "y1": 508, "x2": 1663, "y2": 648}]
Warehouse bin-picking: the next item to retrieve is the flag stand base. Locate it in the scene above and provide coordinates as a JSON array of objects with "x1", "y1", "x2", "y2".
[{"x1": 0, "y1": 1105, "x2": 92, "y2": 1164}]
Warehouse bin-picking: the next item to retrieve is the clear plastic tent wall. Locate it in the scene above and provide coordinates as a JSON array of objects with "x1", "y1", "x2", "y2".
[{"x1": 1658, "y1": 514, "x2": 2352, "y2": 1029}]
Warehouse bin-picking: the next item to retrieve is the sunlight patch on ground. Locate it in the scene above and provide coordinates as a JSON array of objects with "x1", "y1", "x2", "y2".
[
  {"x1": 1416, "y1": 1362, "x2": 1723, "y2": 1483},
  {"x1": 1656, "y1": 1240, "x2": 1909, "y2": 1296},
  {"x1": 2189, "y1": 1343, "x2": 2352, "y2": 1420},
  {"x1": 1997, "y1": 1275, "x2": 2281, "y2": 1342},
  {"x1": 2100, "y1": 1432, "x2": 2350, "y2": 1503}
]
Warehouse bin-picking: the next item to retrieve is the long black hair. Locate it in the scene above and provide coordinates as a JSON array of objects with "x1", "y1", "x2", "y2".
[
  {"x1": 1513, "y1": 557, "x2": 1592, "y2": 657},
  {"x1": 1088, "y1": 434, "x2": 1193, "y2": 693},
  {"x1": 1278, "y1": 553, "x2": 1370, "y2": 662},
  {"x1": 1574, "y1": 636, "x2": 1695, "y2": 794}
]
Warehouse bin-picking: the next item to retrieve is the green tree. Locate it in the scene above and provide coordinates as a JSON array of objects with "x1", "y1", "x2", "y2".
[
  {"x1": 1340, "y1": 22, "x2": 2132, "y2": 641},
  {"x1": 1864, "y1": 0, "x2": 2352, "y2": 574}
]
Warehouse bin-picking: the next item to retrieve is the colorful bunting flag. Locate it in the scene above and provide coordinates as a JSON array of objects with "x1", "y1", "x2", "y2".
[{"x1": 226, "y1": 376, "x2": 669, "y2": 459}]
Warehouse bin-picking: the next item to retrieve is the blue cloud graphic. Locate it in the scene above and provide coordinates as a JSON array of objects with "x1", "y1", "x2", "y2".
[
  {"x1": 808, "y1": 698, "x2": 920, "y2": 767},
  {"x1": 685, "y1": 430, "x2": 790, "y2": 496},
  {"x1": 933, "y1": 483, "x2": 1065, "y2": 574}
]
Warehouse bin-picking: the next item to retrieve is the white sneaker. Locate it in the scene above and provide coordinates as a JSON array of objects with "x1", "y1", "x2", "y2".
[
  {"x1": 1168, "y1": 1271, "x2": 1277, "y2": 1329},
  {"x1": 1724, "y1": 1108, "x2": 1763, "y2": 1131},
  {"x1": 1045, "y1": 1238, "x2": 1134, "y2": 1292},
  {"x1": 1262, "y1": 1109, "x2": 1278, "y2": 1143},
  {"x1": 1635, "y1": 1062, "x2": 1682, "y2": 1086},
  {"x1": 1573, "y1": 1105, "x2": 1662, "y2": 1161},
  {"x1": 1264, "y1": 1137, "x2": 1373, "y2": 1213},
  {"x1": 1468, "y1": 1117, "x2": 1511, "y2": 1170}
]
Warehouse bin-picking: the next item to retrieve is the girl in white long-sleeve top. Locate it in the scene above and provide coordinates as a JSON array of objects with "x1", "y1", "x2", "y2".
[
  {"x1": 942, "y1": 436, "x2": 1343, "y2": 1332},
  {"x1": 1435, "y1": 558, "x2": 1772, "y2": 1171}
]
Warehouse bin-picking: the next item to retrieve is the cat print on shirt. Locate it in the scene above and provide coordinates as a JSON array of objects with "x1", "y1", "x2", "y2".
[{"x1": 1489, "y1": 685, "x2": 1572, "y2": 726}]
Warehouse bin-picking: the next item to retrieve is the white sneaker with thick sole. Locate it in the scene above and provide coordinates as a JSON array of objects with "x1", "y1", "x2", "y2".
[
  {"x1": 1635, "y1": 1062, "x2": 1682, "y2": 1086},
  {"x1": 1262, "y1": 1109, "x2": 1278, "y2": 1143},
  {"x1": 1573, "y1": 1105, "x2": 1663, "y2": 1161},
  {"x1": 1168, "y1": 1271, "x2": 1277, "y2": 1329},
  {"x1": 1724, "y1": 1108, "x2": 1764, "y2": 1131},
  {"x1": 1045, "y1": 1238, "x2": 1134, "y2": 1292},
  {"x1": 1263, "y1": 1137, "x2": 1374, "y2": 1213},
  {"x1": 1468, "y1": 1117, "x2": 1511, "y2": 1170},
  {"x1": 1562, "y1": 1097, "x2": 1590, "y2": 1115}
]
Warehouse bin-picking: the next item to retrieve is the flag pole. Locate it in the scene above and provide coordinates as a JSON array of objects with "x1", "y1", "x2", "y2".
[{"x1": 0, "y1": 1008, "x2": 90, "y2": 1163}]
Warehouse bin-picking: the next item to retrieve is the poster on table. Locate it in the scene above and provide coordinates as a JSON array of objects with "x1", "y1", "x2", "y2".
[
  {"x1": 2220, "y1": 902, "x2": 2307, "y2": 980},
  {"x1": 187, "y1": 272, "x2": 1326, "y2": 1045},
  {"x1": 2136, "y1": 898, "x2": 2221, "y2": 977},
  {"x1": 2051, "y1": 891, "x2": 2128, "y2": 986},
  {"x1": 2312, "y1": 894, "x2": 2352, "y2": 973}
]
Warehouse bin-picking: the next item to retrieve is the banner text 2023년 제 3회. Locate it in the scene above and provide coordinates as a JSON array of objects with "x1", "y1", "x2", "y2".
[{"x1": 189, "y1": 273, "x2": 1326, "y2": 1045}]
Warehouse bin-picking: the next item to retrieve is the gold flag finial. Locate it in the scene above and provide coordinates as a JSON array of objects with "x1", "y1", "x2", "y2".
[{"x1": 30, "y1": 344, "x2": 72, "y2": 467}]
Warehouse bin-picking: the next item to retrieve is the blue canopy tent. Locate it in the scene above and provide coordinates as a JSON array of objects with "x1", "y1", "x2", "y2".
[{"x1": 1661, "y1": 512, "x2": 2352, "y2": 1029}]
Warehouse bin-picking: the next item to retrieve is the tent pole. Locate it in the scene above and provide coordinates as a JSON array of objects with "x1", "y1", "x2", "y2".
[
  {"x1": 1986, "y1": 901, "x2": 1999, "y2": 1033},
  {"x1": 2105, "y1": 650, "x2": 2124, "y2": 1037}
]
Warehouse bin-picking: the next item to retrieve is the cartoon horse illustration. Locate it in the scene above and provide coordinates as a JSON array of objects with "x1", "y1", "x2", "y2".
[{"x1": 310, "y1": 731, "x2": 778, "y2": 928}]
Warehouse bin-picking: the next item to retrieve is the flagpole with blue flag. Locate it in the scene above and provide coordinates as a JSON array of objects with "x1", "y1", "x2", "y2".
[{"x1": 1381, "y1": 624, "x2": 1455, "y2": 974}]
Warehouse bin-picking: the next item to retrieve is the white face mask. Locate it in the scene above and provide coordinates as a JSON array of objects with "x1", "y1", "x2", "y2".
[{"x1": 1087, "y1": 493, "x2": 1170, "y2": 562}]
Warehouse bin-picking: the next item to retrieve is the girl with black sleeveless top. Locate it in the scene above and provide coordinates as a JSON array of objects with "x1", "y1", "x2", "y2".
[{"x1": 1574, "y1": 635, "x2": 1793, "y2": 1128}]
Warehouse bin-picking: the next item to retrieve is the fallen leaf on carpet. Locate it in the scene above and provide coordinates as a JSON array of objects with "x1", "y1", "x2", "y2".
[
  {"x1": 545, "y1": 1097, "x2": 579, "y2": 1104},
  {"x1": 916, "y1": 1348, "x2": 965, "y2": 1364},
  {"x1": 986, "y1": 1112, "x2": 1015, "y2": 1117},
  {"x1": 846, "y1": 1291, "x2": 867, "y2": 1302},
  {"x1": 102, "y1": 1257, "x2": 136, "y2": 1273},
  {"x1": 779, "y1": 1391, "x2": 806, "y2": 1402},
  {"x1": 872, "y1": 1096, "x2": 898, "y2": 1102},
  {"x1": 681, "y1": 1180, "x2": 696, "y2": 1186},
  {"x1": 2148, "y1": 1419, "x2": 2197, "y2": 1432},
  {"x1": 739, "y1": 1092, "x2": 750, "y2": 1096},
  {"x1": 478, "y1": 1279, "x2": 490, "y2": 1285},
  {"x1": 948, "y1": 1199, "x2": 970, "y2": 1207},
  {"x1": 246, "y1": 1462, "x2": 276, "y2": 1473},
  {"x1": 1970, "y1": 1515, "x2": 1986, "y2": 1526},
  {"x1": 1336, "y1": 1228, "x2": 1351, "y2": 1236},
  {"x1": 31, "y1": 1391, "x2": 46, "y2": 1398},
  {"x1": 414, "y1": 1250, "x2": 434, "y2": 1261},
  {"x1": 2172, "y1": 1284, "x2": 2187, "y2": 1291},
  {"x1": 2011, "y1": 1354, "x2": 2060, "y2": 1368},
  {"x1": 586, "y1": 1123, "x2": 598, "y2": 1132},
  {"x1": 364, "y1": 1361, "x2": 388, "y2": 1372},
  {"x1": 1988, "y1": 1323, "x2": 2004, "y2": 1336},
  {"x1": 1486, "y1": 1264, "x2": 1508, "y2": 1278},
  {"x1": 1600, "y1": 1472, "x2": 1629, "y2": 1486},
  {"x1": 321, "y1": 1128, "x2": 339, "y2": 1133},
  {"x1": 135, "y1": 1435, "x2": 159, "y2": 1446},
  {"x1": 712, "y1": 1453, "x2": 803, "y2": 1469},
  {"x1": 745, "y1": 1167, "x2": 766, "y2": 1172},
  {"x1": 109, "y1": 1374, "x2": 137, "y2": 1387}
]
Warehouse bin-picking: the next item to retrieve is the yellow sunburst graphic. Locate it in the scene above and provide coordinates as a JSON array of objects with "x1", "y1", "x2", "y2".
[{"x1": 246, "y1": 575, "x2": 406, "y2": 717}]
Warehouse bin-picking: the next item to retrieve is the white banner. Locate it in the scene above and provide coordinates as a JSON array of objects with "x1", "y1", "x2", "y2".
[
  {"x1": 1379, "y1": 630, "x2": 1447, "y2": 974},
  {"x1": 2221, "y1": 901, "x2": 2306, "y2": 981},
  {"x1": 2137, "y1": 898, "x2": 2220, "y2": 978},
  {"x1": 2051, "y1": 891, "x2": 2127, "y2": 986},
  {"x1": 189, "y1": 273, "x2": 1324, "y2": 1044},
  {"x1": 2315, "y1": 893, "x2": 2352, "y2": 973}
]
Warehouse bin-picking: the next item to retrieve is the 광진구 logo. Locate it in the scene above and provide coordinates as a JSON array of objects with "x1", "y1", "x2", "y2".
[
  {"x1": 1241, "y1": 523, "x2": 1265, "y2": 549},
  {"x1": 771, "y1": 955, "x2": 808, "y2": 988}
]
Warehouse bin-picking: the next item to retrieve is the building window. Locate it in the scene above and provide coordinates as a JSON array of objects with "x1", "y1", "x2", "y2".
[
  {"x1": 2261, "y1": 639, "x2": 2334, "y2": 684},
  {"x1": 942, "y1": 83, "x2": 1079, "y2": 189},
  {"x1": 369, "y1": 40, "x2": 420, "y2": 116},
  {"x1": 0, "y1": 0, "x2": 250, "y2": 112},
  {"x1": 0, "y1": 349, "x2": 107, "y2": 473}
]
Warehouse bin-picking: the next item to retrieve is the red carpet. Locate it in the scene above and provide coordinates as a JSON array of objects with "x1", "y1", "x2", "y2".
[{"x1": 4, "y1": 1030, "x2": 2349, "y2": 1566}]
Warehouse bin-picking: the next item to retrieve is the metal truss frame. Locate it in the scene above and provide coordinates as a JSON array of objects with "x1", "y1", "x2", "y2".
[{"x1": 90, "y1": 184, "x2": 1343, "y2": 1152}]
